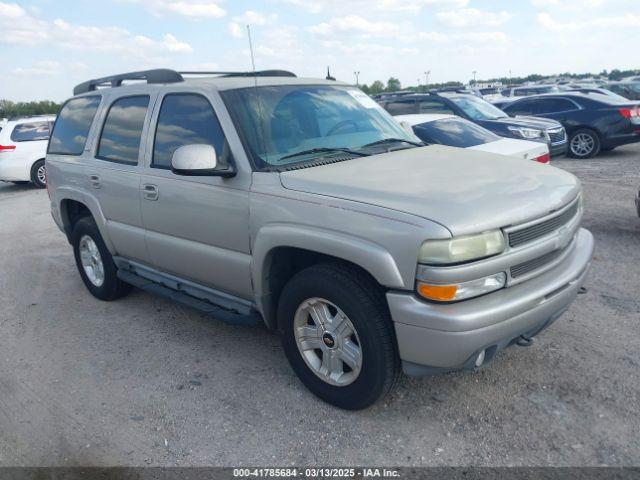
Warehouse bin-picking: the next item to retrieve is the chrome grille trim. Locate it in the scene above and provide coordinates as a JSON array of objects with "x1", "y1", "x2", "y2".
[
  {"x1": 547, "y1": 127, "x2": 567, "y2": 145},
  {"x1": 511, "y1": 247, "x2": 565, "y2": 278},
  {"x1": 508, "y1": 200, "x2": 580, "y2": 248}
]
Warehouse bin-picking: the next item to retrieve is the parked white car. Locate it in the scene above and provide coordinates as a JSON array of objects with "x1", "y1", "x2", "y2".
[
  {"x1": 397, "y1": 114, "x2": 550, "y2": 163},
  {"x1": 0, "y1": 115, "x2": 56, "y2": 188}
]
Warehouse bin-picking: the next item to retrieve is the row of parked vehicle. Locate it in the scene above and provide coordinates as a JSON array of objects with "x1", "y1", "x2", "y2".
[{"x1": 375, "y1": 83, "x2": 640, "y2": 159}]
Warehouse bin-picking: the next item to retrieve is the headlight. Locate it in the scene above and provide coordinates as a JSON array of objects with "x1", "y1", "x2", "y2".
[
  {"x1": 418, "y1": 230, "x2": 505, "y2": 265},
  {"x1": 508, "y1": 126, "x2": 545, "y2": 140},
  {"x1": 417, "y1": 272, "x2": 507, "y2": 302}
]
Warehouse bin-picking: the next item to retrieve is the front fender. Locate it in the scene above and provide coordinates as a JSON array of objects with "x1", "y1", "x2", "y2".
[{"x1": 251, "y1": 223, "x2": 406, "y2": 325}]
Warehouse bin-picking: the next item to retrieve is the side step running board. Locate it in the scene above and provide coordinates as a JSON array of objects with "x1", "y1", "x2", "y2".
[{"x1": 117, "y1": 269, "x2": 260, "y2": 326}]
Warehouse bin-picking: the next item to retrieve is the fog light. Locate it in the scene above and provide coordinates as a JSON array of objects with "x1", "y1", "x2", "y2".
[
  {"x1": 417, "y1": 272, "x2": 507, "y2": 302},
  {"x1": 475, "y1": 350, "x2": 486, "y2": 367}
]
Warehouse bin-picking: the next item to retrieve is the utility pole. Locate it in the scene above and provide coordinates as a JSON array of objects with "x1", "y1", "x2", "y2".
[
  {"x1": 472, "y1": 70, "x2": 477, "y2": 84},
  {"x1": 424, "y1": 70, "x2": 430, "y2": 90},
  {"x1": 353, "y1": 71, "x2": 360, "y2": 86}
]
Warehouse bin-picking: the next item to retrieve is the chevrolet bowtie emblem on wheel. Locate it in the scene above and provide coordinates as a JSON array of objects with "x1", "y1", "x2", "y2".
[{"x1": 322, "y1": 332, "x2": 336, "y2": 348}]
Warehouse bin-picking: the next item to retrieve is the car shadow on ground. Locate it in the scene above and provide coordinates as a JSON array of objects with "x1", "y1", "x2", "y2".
[{"x1": 0, "y1": 181, "x2": 37, "y2": 193}]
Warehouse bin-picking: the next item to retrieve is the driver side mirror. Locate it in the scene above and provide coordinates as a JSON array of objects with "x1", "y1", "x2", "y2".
[{"x1": 171, "y1": 144, "x2": 235, "y2": 177}]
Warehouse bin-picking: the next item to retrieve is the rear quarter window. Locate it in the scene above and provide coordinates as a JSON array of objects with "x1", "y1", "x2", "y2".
[
  {"x1": 49, "y1": 96, "x2": 101, "y2": 155},
  {"x1": 10, "y1": 122, "x2": 50, "y2": 142}
]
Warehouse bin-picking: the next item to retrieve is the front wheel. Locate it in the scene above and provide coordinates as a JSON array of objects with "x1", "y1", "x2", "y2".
[
  {"x1": 568, "y1": 129, "x2": 600, "y2": 158},
  {"x1": 278, "y1": 263, "x2": 399, "y2": 410},
  {"x1": 30, "y1": 159, "x2": 47, "y2": 188}
]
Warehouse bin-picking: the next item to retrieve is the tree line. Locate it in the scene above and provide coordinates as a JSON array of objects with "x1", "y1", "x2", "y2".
[{"x1": 0, "y1": 100, "x2": 61, "y2": 119}]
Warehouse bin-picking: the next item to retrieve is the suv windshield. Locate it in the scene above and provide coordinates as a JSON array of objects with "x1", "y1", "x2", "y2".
[
  {"x1": 448, "y1": 95, "x2": 508, "y2": 121},
  {"x1": 221, "y1": 85, "x2": 420, "y2": 169}
]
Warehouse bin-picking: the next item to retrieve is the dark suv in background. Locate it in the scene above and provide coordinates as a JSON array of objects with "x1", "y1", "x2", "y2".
[
  {"x1": 501, "y1": 92, "x2": 640, "y2": 158},
  {"x1": 379, "y1": 92, "x2": 568, "y2": 157}
]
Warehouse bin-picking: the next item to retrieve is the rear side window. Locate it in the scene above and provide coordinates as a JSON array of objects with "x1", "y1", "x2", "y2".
[
  {"x1": 385, "y1": 100, "x2": 418, "y2": 116},
  {"x1": 11, "y1": 122, "x2": 50, "y2": 142},
  {"x1": 412, "y1": 117, "x2": 500, "y2": 148},
  {"x1": 419, "y1": 100, "x2": 455, "y2": 115},
  {"x1": 504, "y1": 100, "x2": 535, "y2": 115},
  {"x1": 97, "y1": 95, "x2": 149, "y2": 164},
  {"x1": 49, "y1": 96, "x2": 101, "y2": 155},
  {"x1": 152, "y1": 93, "x2": 230, "y2": 169}
]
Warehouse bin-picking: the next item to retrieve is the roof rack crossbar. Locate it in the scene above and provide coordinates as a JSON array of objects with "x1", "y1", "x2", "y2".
[
  {"x1": 178, "y1": 70, "x2": 296, "y2": 78},
  {"x1": 73, "y1": 69, "x2": 184, "y2": 95}
]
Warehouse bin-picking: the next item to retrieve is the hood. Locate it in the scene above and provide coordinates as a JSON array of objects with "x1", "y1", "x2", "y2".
[
  {"x1": 469, "y1": 138, "x2": 548, "y2": 161},
  {"x1": 486, "y1": 115, "x2": 562, "y2": 130},
  {"x1": 280, "y1": 145, "x2": 580, "y2": 236}
]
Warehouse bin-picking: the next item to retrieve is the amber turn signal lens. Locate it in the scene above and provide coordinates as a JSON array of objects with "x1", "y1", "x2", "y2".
[{"x1": 417, "y1": 283, "x2": 458, "y2": 302}]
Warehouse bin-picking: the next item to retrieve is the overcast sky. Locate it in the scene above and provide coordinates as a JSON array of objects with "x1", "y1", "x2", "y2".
[{"x1": 1, "y1": 0, "x2": 638, "y2": 101}]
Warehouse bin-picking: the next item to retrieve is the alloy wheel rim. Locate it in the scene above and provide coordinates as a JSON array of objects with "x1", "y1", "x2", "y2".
[
  {"x1": 79, "y1": 235, "x2": 105, "y2": 287},
  {"x1": 37, "y1": 165, "x2": 47, "y2": 185},
  {"x1": 293, "y1": 297, "x2": 362, "y2": 386},
  {"x1": 570, "y1": 133, "x2": 595, "y2": 157}
]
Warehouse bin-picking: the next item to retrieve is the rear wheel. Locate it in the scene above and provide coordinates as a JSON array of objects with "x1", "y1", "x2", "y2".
[
  {"x1": 30, "y1": 159, "x2": 47, "y2": 188},
  {"x1": 72, "y1": 216, "x2": 131, "y2": 301},
  {"x1": 278, "y1": 263, "x2": 399, "y2": 410},
  {"x1": 568, "y1": 129, "x2": 600, "y2": 158}
]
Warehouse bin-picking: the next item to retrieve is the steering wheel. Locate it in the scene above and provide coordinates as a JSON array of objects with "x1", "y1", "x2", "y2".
[{"x1": 326, "y1": 120, "x2": 358, "y2": 136}]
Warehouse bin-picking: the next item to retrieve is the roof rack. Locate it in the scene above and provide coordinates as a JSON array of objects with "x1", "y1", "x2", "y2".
[
  {"x1": 73, "y1": 68, "x2": 297, "y2": 95},
  {"x1": 179, "y1": 70, "x2": 296, "y2": 78},
  {"x1": 74, "y1": 69, "x2": 184, "y2": 95}
]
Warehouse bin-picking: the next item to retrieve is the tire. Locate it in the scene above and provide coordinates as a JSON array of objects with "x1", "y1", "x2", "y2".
[
  {"x1": 568, "y1": 129, "x2": 601, "y2": 158},
  {"x1": 10, "y1": 181, "x2": 29, "y2": 185},
  {"x1": 278, "y1": 263, "x2": 399, "y2": 410},
  {"x1": 71, "y1": 216, "x2": 131, "y2": 301},
  {"x1": 30, "y1": 159, "x2": 47, "y2": 188}
]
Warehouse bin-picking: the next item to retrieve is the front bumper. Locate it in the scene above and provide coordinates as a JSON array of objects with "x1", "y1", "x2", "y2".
[
  {"x1": 549, "y1": 141, "x2": 568, "y2": 158},
  {"x1": 388, "y1": 228, "x2": 594, "y2": 375}
]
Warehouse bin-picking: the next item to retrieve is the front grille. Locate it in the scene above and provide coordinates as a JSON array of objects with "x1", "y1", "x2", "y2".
[
  {"x1": 510, "y1": 248, "x2": 566, "y2": 278},
  {"x1": 547, "y1": 128, "x2": 567, "y2": 145},
  {"x1": 508, "y1": 201, "x2": 579, "y2": 248}
]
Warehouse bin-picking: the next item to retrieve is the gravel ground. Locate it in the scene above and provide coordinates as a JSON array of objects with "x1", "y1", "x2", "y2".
[{"x1": 0, "y1": 145, "x2": 638, "y2": 467}]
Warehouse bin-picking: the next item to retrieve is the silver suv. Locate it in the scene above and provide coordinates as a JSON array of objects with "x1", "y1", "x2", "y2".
[{"x1": 46, "y1": 69, "x2": 594, "y2": 410}]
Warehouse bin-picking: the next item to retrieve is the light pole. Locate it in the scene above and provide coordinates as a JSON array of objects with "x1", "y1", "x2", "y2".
[
  {"x1": 354, "y1": 71, "x2": 360, "y2": 86},
  {"x1": 424, "y1": 70, "x2": 430, "y2": 90},
  {"x1": 472, "y1": 70, "x2": 477, "y2": 85}
]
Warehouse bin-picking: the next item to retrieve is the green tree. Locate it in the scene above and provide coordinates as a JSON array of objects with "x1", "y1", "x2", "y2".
[
  {"x1": 0, "y1": 100, "x2": 61, "y2": 118},
  {"x1": 369, "y1": 80, "x2": 385, "y2": 94},
  {"x1": 386, "y1": 77, "x2": 401, "y2": 92}
]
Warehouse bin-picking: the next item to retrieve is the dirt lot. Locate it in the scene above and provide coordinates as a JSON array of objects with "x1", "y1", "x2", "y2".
[{"x1": 0, "y1": 145, "x2": 638, "y2": 467}]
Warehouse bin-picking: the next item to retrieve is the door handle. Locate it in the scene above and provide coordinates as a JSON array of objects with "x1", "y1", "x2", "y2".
[
  {"x1": 142, "y1": 183, "x2": 159, "y2": 201},
  {"x1": 89, "y1": 174, "x2": 101, "y2": 189}
]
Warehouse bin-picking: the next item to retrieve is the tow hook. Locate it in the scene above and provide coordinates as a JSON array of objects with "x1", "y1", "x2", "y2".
[
  {"x1": 578, "y1": 286, "x2": 588, "y2": 295},
  {"x1": 516, "y1": 335, "x2": 534, "y2": 347}
]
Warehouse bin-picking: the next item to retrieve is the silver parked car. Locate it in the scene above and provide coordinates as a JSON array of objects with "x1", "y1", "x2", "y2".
[{"x1": 46, "y1": 69, "x2": 594, "y2": 409}]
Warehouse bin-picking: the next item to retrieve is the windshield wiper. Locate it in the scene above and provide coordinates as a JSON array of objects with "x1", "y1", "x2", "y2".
[
  {"x1": 279, "y1": 147, "x2": 368, "y2": 161},
  {"x1": 360, "y1": 138, "x2": 424, "y2": 149}
]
